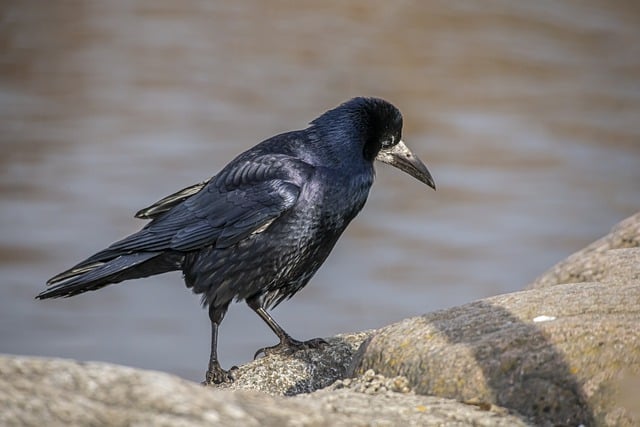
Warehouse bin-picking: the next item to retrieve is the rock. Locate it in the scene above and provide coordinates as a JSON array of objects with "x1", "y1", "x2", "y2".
[
  {"x1": 216, "y1": 331, "x2": 371, "y2": 396},
  {"x1": 297, "y1": 375, "x2": 531, "y2": 426},
  {"x1": 529, "y1": 212, "x2": 640, "y2": 289},
  {"x1": 0, "y1": 354, "x2": 322, "y2": 427},
  {"x1": 0, "y1": 354, "x2": 531, "y2": 426},
  {"x1": 349, "y1": 282, "x2": 640, "y2": 426},
  {"x1": 349, "y1": 211, "x2": 640, "y2": 426}
]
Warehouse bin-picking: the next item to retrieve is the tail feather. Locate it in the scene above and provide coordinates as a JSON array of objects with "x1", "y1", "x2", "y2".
[
  {"x1": 47, "y1": 261, "x2": 107, "y2": 285},
  {"x1": 47, "y1": 245, "x2": 135, "y2": 286},
  {"x1": 39, "y1": 252, "x2": 183, "y2": 299}
]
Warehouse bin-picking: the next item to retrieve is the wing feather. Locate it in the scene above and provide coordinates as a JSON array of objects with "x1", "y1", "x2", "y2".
[
  {"x1": 101, "y1": 154, "x2": 313, "y2": 255},
  {"x1": 135, "y1": 181, "x2": 209, "y2": 219}
]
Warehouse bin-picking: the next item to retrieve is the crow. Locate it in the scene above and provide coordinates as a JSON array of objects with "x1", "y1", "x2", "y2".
[{"x1": 37, "y1": 97, "x2": 435, "y2": 384}]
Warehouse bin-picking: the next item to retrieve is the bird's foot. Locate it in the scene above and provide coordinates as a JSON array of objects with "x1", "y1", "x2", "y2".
[
  {"x1": 254, "y1": 336, "x2": 328, "y2": 360},
  {"x1": 202, "y1": 363, "x2": 236, "y2": 385}
]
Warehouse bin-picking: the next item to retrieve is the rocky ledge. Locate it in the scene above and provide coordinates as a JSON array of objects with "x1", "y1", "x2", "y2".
[{"x1": 2, "y1": 213, "x2": 639, "y2": 426}]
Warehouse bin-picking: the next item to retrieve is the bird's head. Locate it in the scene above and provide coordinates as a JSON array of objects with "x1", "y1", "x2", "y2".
[{"x1": 312, "y1": 97, "x2": 435, "y2": 189}]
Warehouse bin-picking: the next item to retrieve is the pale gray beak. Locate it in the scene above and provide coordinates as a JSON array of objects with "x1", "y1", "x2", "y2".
[{"x1": 375, "y1": 140, "x2": 436, "y2": 189}]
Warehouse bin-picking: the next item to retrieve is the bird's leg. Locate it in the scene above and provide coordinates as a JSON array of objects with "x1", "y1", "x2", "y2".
[
  {"x1": 203, "y1": 303, "x2": 233, "y2": 385},
  {"x1": 246, "y1": 294, "x2": 327, "y2": 359}
]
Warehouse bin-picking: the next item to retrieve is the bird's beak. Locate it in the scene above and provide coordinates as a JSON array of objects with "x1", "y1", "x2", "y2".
[{"x1": 375, "y1": 140, "x2": 436, "y2": 189}]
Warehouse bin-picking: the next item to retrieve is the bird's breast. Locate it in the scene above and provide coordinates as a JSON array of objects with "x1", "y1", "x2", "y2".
[{"x1": 305, "y1": 167, "x2": 373, "y2": 227}]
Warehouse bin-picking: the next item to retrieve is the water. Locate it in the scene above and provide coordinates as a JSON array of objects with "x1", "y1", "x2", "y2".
[{"x1": 1, "y1": 1, "x2": 638, "y2": 382}]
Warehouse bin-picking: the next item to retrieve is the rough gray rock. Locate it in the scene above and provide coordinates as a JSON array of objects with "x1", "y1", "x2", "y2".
[
  {"x1": 529, "y1": 212, "x2": 640, "y2": 289},
  {"x1": 0, "y1": 355, "x2": 321, "y2": 427},
  {"x1": 216, "y1": 331, "x2": 371, "y2": 396},
  {"x1": 0, "y1": 355, "x2": 531, "y2": 426},
  {"x1": 350, "y1": 282, "x2": 640, "y2": 426},
  {"x1": 298, "y1": 370, "x2": 531, "y2": 427}
]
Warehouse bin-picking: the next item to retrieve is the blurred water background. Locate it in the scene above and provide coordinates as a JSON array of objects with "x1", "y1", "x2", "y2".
[{"x1": 1, "y1": 1, "x2": 638, "y2": 382}]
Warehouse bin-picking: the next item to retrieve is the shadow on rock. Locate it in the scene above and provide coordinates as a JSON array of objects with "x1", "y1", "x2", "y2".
[{"x1": 350, "y1": 282, "x2": 640, "y2": 426}]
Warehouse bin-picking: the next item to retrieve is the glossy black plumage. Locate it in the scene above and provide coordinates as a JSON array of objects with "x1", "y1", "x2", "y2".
[{"x1": 37, "y1": 97, "x2": 435, "y2": 384}]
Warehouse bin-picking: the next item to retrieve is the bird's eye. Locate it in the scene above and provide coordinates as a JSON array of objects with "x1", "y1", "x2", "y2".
[{"x1": 382, "y1": 135, "x2": 395, "y2": 149}]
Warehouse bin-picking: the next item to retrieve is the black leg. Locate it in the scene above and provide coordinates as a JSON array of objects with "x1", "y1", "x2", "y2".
[
  {"x1": 246, "y1": 294, "x2": 327, "y2": 359},
  {"x1": 203, "y1": 303, "x2": 233, "y2": 385}
]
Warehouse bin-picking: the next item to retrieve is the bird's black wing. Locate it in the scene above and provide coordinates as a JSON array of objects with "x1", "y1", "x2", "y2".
[
  {"x1": 135, "y1": 181, "x2": 209, "y2": 220},
  {"x1": 78, "y1": 153, "x2": 314, "y2": 264}
]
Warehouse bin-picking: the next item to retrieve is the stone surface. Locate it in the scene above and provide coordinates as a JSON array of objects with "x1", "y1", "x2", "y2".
[
  {"x1": 350, "y1": 282, "x2": 640, "y2": 426},
  {"x1": 0, "y1": 354, "x2": 531, "y2": 426},
  {"x1": 216, "y1": 331, "x2": 371, "y2": 396},
  {"x1": 0, "y1": 355, "x2": 317, "y2": 427},
  {"x1": 298, "y1": 374, "x2": 531, "y2": 427}
]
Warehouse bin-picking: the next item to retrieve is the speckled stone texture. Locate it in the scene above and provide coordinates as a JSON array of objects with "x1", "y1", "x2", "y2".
[
  {"x1": 350, "y1": 282, "x2": 640, "y2": 426},
  {"x1": 215, "y1": 331, "x2": 371, "y2": 396},
  {"x1": 0, "y1": 355, "x2": 531, "y2": 426}
]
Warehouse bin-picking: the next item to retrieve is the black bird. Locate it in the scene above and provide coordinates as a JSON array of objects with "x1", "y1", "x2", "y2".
[{"x1": 37, "y1": 97, "x2": 435, "y2": 384}]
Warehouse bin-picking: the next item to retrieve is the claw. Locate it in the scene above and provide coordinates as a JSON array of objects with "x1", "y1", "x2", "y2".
[
  {"x1": 202, "y1": 364, "x2": 234, "y2": 385},
  {"x1": 254, "y1": 347, "x2": 267, "y2": 360},
  {"x1": 253, "y1": 336, "x2": 328, "y2": 360}
]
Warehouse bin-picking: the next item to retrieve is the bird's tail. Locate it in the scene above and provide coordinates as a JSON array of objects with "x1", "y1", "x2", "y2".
[{"x1": 38, "y1": 250, "x2": 183, "y2": 299}]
